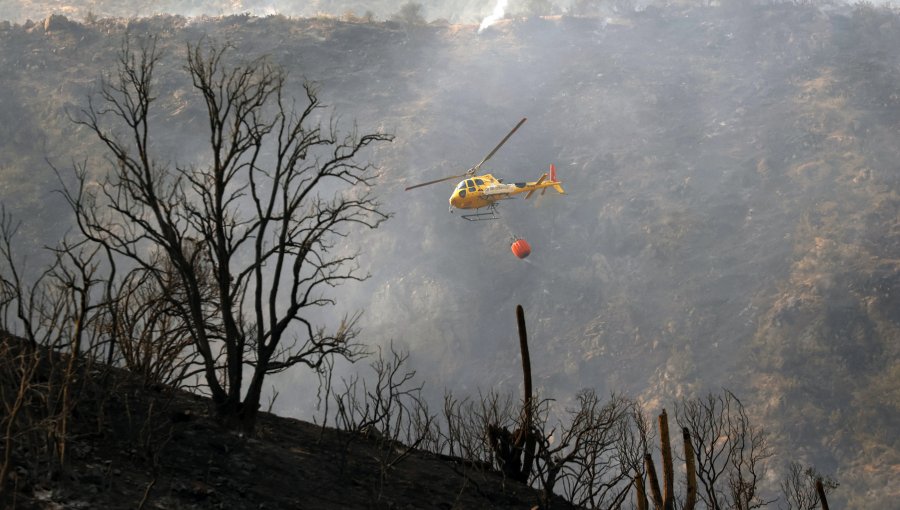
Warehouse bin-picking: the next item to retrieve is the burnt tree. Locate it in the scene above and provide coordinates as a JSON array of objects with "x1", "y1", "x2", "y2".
[
  {"x1": 676, "y1": 390, "x2": 774, "y2": 510},
  {"x1": 488, "y1": 305, "x2": 537, "y2": 483},
  {"x1": 64, "y1": 36, "x2": 393, "y2": 433}
]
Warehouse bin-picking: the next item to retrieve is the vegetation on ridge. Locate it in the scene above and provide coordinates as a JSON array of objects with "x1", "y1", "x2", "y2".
[{"x1": 1, "y1": 1, "x2": 899, "y2": 507}]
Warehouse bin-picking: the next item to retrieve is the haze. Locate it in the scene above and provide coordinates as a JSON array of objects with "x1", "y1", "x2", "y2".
[
  {"x1": 1, "y1": 1, "x2": 899, "y2": 507},
  {"x1": 1, "y1": 0, "x2": 897, "y2": 23}
]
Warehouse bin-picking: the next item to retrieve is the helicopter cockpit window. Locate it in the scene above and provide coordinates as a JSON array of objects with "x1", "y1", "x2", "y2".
[
  {"x1": 474, "y1": 179, "x2": 484, "y2": 186},
  {"x1": 459, "y1": 189, "x2": 466, "y2": 198},
  {"x1": 457, "y1": 182, "x2": 466, "y2": 190}
]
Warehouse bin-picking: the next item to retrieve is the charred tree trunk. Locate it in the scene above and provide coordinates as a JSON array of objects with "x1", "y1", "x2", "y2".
[
  {"x1": 635, "y1": 474, "x2": 649, "y2": 510},
  {"x1": 513, "y1": 304, "x2": 535, "y2": 478},
  {"x1": 683, "y1": 427, "x2": 698, "y2": 510},
  {"x1": 816, "y1": 478, "x2": 830, "y2": 510},
  {"x1": 488, "y1": 305, "x2": 536, "y2": 484},
  {"x1": 645, "y1": 453, "x2": 664, "y2": 509},
  {"x1": 659, "y1": 410, "x2": 675, "y2": 510}
]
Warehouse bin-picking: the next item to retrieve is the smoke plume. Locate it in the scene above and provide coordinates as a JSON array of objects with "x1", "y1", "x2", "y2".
[{"x1": 478, "y1": 0, "x2": 508, "y2": 33}]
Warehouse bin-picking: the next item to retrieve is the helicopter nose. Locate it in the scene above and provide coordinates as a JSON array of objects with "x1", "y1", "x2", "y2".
[{"x1": 450, "y1": 193, "x2": 461, "y2": 209}]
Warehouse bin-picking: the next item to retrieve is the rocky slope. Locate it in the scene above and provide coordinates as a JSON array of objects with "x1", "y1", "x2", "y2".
[{"x1": 1, "y1": 3, "x2": 899, "y2": 506}]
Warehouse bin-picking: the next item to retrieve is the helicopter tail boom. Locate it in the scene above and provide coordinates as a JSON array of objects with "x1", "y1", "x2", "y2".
[{"x1": 524, "y1": 173, "x2": 548, "y2": 200}]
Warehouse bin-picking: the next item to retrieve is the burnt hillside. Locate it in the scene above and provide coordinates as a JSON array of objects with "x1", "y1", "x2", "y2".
[{"x1": 0, "y1": 3, "x2": 898, "y2": 506}]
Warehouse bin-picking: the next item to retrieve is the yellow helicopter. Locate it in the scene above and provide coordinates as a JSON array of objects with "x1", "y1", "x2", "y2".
[{"x1": 404, "y1": 117, "x2": 565, "y2": 221}]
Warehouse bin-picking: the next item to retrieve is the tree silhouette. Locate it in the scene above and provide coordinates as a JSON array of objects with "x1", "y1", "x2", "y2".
[
  {"x1": 676, "y1": 390, "x2": 774, "y2": 510},
  {"x1": 64, "y1": 36, "x2": 393, "y2": 433}
]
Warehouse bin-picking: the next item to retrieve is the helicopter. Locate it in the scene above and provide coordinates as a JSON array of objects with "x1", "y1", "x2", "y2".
[{"x1": 404, "y1": 117, "x2": 565, "y2": 221}]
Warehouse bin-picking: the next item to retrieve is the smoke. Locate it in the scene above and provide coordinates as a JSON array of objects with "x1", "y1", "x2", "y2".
[{"x1": 478, "y1": 0, "x2": 508, "y2": 33}]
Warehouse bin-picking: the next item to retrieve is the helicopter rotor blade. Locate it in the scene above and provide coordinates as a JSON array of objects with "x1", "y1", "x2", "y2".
[
  {"x1": 471, "y1": 117, "x2": 527, "y2": 174},
  {"x1": 404, "y1": 172, "x2": 469, "y2": 191},
  {"x1": 405, "y1": 117, "x2": 526, "y2": 191}
]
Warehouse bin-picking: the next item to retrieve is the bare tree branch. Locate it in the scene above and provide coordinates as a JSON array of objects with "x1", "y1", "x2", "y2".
[
  {"x1": 63, "y1": 34, "x2": 393, "y2": 433},
  {"x1": 676, "y1": 390, "x2": 775, "y2": 510}
]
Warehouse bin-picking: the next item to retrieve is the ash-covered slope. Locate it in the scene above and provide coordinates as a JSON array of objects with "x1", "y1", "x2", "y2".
[{"x1": 1, "y1": 4, "x2": 898, "y2": 506}]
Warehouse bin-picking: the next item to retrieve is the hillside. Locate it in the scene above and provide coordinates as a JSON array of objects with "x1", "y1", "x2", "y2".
[
  {"x1": 1, "y1": 3, "x2": 899, "y2": 507},
  {"x1": 0, "y1": 334, "x2": 569, "y2": 510}
]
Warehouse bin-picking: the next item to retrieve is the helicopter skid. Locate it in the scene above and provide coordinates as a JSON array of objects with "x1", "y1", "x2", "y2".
[
  {"x1": 461, "y1": 205, "x2": 500, "y2": 222},
  {"x1": 461, "y1": 211, "x2": 499, "y2": 221}
]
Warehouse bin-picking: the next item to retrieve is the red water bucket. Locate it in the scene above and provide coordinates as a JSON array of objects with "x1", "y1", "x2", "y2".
[{"x1": 511, "y1": 238, "x2": 531, "y2": 259}]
